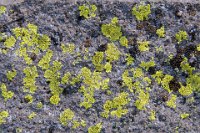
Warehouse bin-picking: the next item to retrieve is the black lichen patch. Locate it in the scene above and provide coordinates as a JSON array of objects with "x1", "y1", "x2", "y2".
[
  {"x1": 169, "y1": 78, "x2": 181, "y2": 92},
  {"x1": 97, "y1": 43, "x2": 107, "y2": 52},
  {"x1": 62, "y1": 84, "x2": 80, "y2": 95},
  {"x1": 148, "y1": 66, "x2": 156, "y2": 75},
  {"x1": 170, "y1": 54, "x2": 183, "y2": 69}
]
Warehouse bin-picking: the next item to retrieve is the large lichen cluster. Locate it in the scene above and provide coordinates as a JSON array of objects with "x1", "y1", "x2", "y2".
[
  {"x1": 79, "y1": 4, "x2": 97, "y2": 19},
  {"x1": 101, "y1": 92, "x2": 130, "y2": 118},
  {"x1": 101, "y1": 17, "x2": 122, "y2": 41},
  {"x1": 132, "y1": 3, "x2": 151, "y2": 21}
]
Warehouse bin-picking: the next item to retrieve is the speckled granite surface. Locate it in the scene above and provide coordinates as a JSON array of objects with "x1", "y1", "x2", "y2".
[{"x1": 0, "y1": 0, "x2": 200, "y2": 132}]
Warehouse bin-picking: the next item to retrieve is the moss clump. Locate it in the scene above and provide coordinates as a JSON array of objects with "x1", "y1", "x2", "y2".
[
  {"x1": 0, "y1": 111, "x2": 9, "y2": 125},
  {"x1": 132, "y1": 4, "x2": 151, "y2": 21},
  {"x1": 0, "y1": 83, "x2": 14, "y2": 101},
  {"x1": 105, "y1": 43, "x2": 121, "y2": 62},
  {"x1": 92, "y1": 51, "x2": 104, "y2": 71},
  {"x1": 156, "y1": 26, "x2": 165, "y2": 38},
  {"x1": 101, "y1": 92, "x2": 130, "y2": 118},
  {"x1": 101, "y1": 17, "x2": 122, "y2": 41},
  {"x1": 138, "y1": 41, "x2": 150, "y2": 52},
  {"x1": 23, "y1": 66, "x2": 38, "y2": 93},
  {"x1": 175, "y1": 30, "x2": 188, "y2": 44},
  {"x1": 79, "y1": 4, "x2": 97, "y2": 19},
  {"x1": 88, "y1": 123, "x2": 102, "y2": 133},
  {"x1": 120, "y1": 36, "x2": 128, "y2": 47},
  {"x1": 0, "y1": 6, "x2": 6, "y2": 15},
  {"x1": 6, "y1": 70, "x2": 17, "y2": 81},
  {"x1": 135, "y1": 90, "x2": 150, "y2": 110},
  {"x1": 166, "y1": 94, "x2": 177, "y2": 108},
  {"x1": 59, "y1": 109, "x2": 74, "y2": 126}
]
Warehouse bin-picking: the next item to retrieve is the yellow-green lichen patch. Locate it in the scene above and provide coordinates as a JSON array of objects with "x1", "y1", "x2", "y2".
[
  {"x1": 61, "y1": 43, "x2": 75, "y2": 54},
  {"x1": 125, "y1": 54, "x2": 134, "y2": 66},
  {"x1": 156, "y1": 26, "x2": 165, "y2": 38},
  {"x1": 0, "y1": 6, "x2": 6, "y2": 16},
  {"x1": 24, "y1": 94, "x2": 33, "y2": 103},
  {"x1": 79, "y1": 3, "x2": 97, "y2": 19},
  {"x1": 135, "y1": 89, "x2": 150, "y2": 110},
  {"x1": 175, "y1": 30, "x2": 188, "y2": 44},
  {"x1": 36, "y1": 102, "x2": 43, "y2": 109},
  {"x1": 122, "y1": 70, "x2": 134, "y2": 92},
  {"x1": 104, "y1": 62, "x2": 112, "y2": 73},
  {"x1": 132, "y1": 4, "x2": 151, "y2": 21},
  {"x1": 79, "y1": 67, "x2": 105, "y2": 109},
  {"x1": 37, "y1": 34, "x2": 51, "y2": 51},
  {"x1": 180, "y1": 113, "x2": 190, "y2": 119},
  {"x1": 166, "y1": 94, "x2": 177, "y2": 108},
  {"x1": 6, "y1": 69, "x2": 17, "y2": 81},
  {"x1": 71, "y1": 119, "x2": 86, "y2": 129},
  {"x1": 4, "y1": 36, "x2": 16, "y2": 49},
  {"x1": 138, "y1": 41, "x2": 150, "y2": 52},
  {"x1": 179, "y1": 84, "x2": 193, "y2": 96},
  {"x1": 101, "y1": 17, "x2": 122, "y2": 41},
  {"x1": 88, "y1": 123, "x2": 102, "y2": 133},
  {"x1": 44, "y1": 60, "x2": 63, "y2": 105},
  {"x1": 61, "y1": 72, "x2": 71, "y2": 84},
  {"x1": 59, "y1": 108, "x2": 74, "y2": 126},
  {"x1": 11, "y1": 24, "x2": 51, "y2": 65},
  {"x1": 149, "y1": 110, "x2": 156, "y2": 121},
  {"x1": 186, "y1": 73, "x2": 200, "y2": 92},
  {"x1": 161, "y1": 74, "x2": 173, "y2": 93},
  {"x1": 180, "y1": 57, "x2": 195, "y2": 75},
  {"x1": 101, "y1": 92, "x2": 130, "y2": 118},
  {"x1": 38, "y1": 49, "x2": 53, "y2": 70},
  {"x1": 92, "y1": 51, "x2": 104, "y2": 71},
  {"x1": 28, "y1": 112, "x2": 36, "y2": 120},
  {"x1": 197, "y1": 44, "x2": 200, "y2": 51},
  {"x1": 0, "y1": 111, "x2": 9, "y2": 125},
  {"x1": 50, "y1": 94, "x2": 60, "y2": 105},
  {"x1": 120, "y1": 36, "x2": 128, "y2": 47},
  {"x1": 152, "y1": 70, "x2": 164, "y2": 84},
  {"x1": 0, "y1": 83, "x2": 14, "y2": 101},
  {"x1": 23, "y1": 66, "x2": 38, "y2": 93},
  {"x1": 105, "y1": 43, "x2": 121, "y2": 62},
  {"x1": 140, "y1": 60, "x2": 155, "y2": 71}
]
